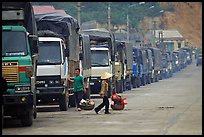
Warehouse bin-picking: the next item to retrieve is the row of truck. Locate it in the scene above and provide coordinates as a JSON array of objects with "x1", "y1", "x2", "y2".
[{"x1": 2, "y1": 2, "x2": 193, "y2": 127}]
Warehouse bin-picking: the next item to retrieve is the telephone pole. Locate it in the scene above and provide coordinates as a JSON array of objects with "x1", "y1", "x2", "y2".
[
  {"x1": 77, "y1": 2, "x2": 81, "y2": 26},
  {"x1": 108, "y1": 3, "x2": 111, "y2": 31}
]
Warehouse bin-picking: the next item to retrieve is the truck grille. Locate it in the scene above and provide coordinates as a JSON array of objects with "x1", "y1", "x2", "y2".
[{"x1": 2, "y1": 62, "x2": 19, "y2": 82}]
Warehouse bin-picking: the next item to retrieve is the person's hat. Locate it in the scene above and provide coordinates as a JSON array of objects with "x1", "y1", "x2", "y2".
[{"x1": 101, "y1": 72, "x2": 112, "y2": 79}]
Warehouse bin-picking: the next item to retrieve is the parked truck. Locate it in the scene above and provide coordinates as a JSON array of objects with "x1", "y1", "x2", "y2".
[
  {"x1": 144, "y1": 48, "x2": 154, "y2": 84},
  {"x1": 148, "y1": 47, "x2": 161, "y2": 82},
  {"x1": 2, "y1": 2, "x2": 39, "y2": 126},
  {"x1": 114, "y1": 40, "x2": 126, "y2": 92},
  {"x1": 80, "y1": 28, "x2": 116, "y2": 97},
  {"x1": 34, "y1": 11, "x2": 91, "y2": 108},
  {"x1": 132, "y1": 47, "x2": 143, "y2": 88},
  {"x1": 115, "y1": 40, "x2": 133, "y2": 92}
]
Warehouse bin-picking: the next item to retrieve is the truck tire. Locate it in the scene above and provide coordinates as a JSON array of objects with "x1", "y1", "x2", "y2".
[
  {"x1": 33, "y1": 110, "x2": 37, "y2": 119},
  {"x1": 116, "y1": 80, "x2": 123, "y2": 93},
  {"x1": 69, "y1": 94, "x2": 76, "y2": 107},
  {"x1": 83, "y1": 87, "x2": 91, "y2": 100},
  {"x1": 59, "y1": 94, "x2": 69, "y2": 111},
  {"x1": 137, "y1": 78, "x2": 141, "y2": 88},
  {"x1": 2, "y1": 104, "x2": 4, "y2": 127},
  {"x1": 21, "y1": 107, "x2": 33, "y2": 127},
  {"x1": 141, "y1": 75, "x2": 146, "y2": 86},
  {"x1": 132, "y1": 77, "x2": 137, "y2": 88},
  {"x1": 155, "y1": 73, "x2": 159, "y2": 82}
]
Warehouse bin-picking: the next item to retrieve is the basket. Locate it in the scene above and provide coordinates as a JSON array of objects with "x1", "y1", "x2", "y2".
[
  {"x1": 79, "y1": 105, "x2": 95, "y2": 110},
  {"x1": 111, "y1": 104, "x2": 124, "y2": 110}
]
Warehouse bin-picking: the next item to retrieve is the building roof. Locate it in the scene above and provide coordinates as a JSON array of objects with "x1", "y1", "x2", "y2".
[
  {"x1": 33, "y1": 5, "x2": 55, "y2": 14},
  {"x1": 155, "y1": 29, "x2": 184, "y2": 41}
]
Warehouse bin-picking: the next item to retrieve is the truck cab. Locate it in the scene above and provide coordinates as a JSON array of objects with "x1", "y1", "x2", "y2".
[
  {"x1": 90, "y1": 45, "x2": 111, "y2": 94},
  {"x1": 132, "y1": 47, "x2": 143, "y2": 88},
  {"x1": 81, "y1": 28, "x2": 116, "y2": 97},
  {"x1": 2, "y1": 2, "x2": 38, "y2": 126},
  {"x1": 36, "y1": 33, "x2": 69, "y2": 111}
]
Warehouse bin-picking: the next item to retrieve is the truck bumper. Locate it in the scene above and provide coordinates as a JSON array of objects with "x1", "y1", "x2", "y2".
[
  {"x1": 3, "y1": 93, "x2": 33, "y2": 105},
  {"x1": 36, "y1": 86, "x2": 65, "y2": 104},
  {"x1": 90, "y1": 78, "x2": 101, "y2": 94},
  {"x1": 3, "y1": 94, "x2": 33, "y2": 117}
]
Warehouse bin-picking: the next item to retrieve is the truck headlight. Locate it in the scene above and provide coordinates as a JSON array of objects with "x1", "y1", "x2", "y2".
[
  {"x1": 15, "y1": 85, "x2": 30, "y2": 92},
  {"x1": 49, "y1": 80, "x2": 54, "y2": 84},
  {"x1": 36, "y1": 80, "x2": 45, "y2": 84},
  {"x1": 176, "y1": 61, "x2": 178, "y2": 64},
  {"x1": 55, "y1": 80, "x2": 60, "y2": 84},
  {"x1": 21, "y1": 96, "x2": 27, "y2": 102}
]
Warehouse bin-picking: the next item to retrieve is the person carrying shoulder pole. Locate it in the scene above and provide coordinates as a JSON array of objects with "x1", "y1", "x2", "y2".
[
  {"x1": 68, "y1": 68, "x2": 86, "y2": 111},
  {"x1": 94, "y1": 72, "x2": 112, "y2": 114}
]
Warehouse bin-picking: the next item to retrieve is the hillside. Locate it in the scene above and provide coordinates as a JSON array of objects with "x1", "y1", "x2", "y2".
[
  {"x1": 32, "y1": 2, "x2": 202, "y2": 49},
  {"x1": 141, "y1": 2, "x2": 202, "y2": 48}
]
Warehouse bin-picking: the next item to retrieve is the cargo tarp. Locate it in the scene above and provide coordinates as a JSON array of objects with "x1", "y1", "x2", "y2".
[
  {"x1": 80, "y1": 34, "x2": 91, "y2": 70},
  {"x1": 35, "y1": 12, "x2": 80, "y2": 61},
  {"x1": 2, "y1": 2, "x2": 38, "y2": 36}
]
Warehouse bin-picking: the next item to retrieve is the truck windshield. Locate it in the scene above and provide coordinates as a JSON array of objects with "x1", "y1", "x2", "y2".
[
  {"x1": 2, "y1": 31, "x2": 28, "y2": 56},
  {"x1": 91, "y1": 50, "x2": 109, "y2": 67},
  {"x1": 37, "y1": 41, "x2": 61, "y2": 65}
]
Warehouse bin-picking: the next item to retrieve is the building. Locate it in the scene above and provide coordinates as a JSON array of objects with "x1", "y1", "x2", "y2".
[{"x1": 154, "y1": 29, "x2": 185, "y2": 52}]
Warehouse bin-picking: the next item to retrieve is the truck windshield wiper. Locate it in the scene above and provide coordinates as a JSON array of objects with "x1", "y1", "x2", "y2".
[{"x1": 37, "y1": 62, "x2": 59, "y2": 65}]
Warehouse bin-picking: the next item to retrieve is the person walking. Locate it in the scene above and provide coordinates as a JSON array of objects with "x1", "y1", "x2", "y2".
[
  {"x1": 68, "y1": 68, "x2": 86, "y2": 111},
  {"x1": 94, "y1": 72, "x2": 112, "y2": 114}
]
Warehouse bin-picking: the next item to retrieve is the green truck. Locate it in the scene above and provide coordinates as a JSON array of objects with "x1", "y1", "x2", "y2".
[{"x1": 2, "y1": 2, "x2": 38, "y2": 126}]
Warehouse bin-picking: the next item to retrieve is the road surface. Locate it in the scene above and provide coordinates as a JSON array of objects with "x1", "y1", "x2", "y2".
[{"x1": 2, "y1": 60, "x2": 202, "y2": 135}]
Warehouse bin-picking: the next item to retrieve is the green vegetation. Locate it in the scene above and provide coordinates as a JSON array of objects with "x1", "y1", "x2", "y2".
[{"x1": 32, "y1": 2, "x2": 169, "y2": 29}]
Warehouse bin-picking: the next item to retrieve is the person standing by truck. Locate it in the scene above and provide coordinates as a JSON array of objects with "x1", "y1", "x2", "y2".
[
  {"x1": 68, "y1": 68, "x2": 86, "y2": 111},
  {"x1": 94, "y1": 72, "x2": 112, "y2": 114}
]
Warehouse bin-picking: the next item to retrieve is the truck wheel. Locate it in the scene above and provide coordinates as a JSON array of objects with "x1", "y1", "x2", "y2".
[
  {"x1": 147, "y1": 75, "x2": 151, "y2": 84},
  {"x1": 132, "y1": 78, "x2": 137, "y2": 88},
  {"x1": 2, "y1": 105, "x2": 4, "y2": 127},
  {"x1": 33, "y1": 110, "x2": 37, "y2": 119},
  {"x1": 59, "y1": 94, "x2": 69, "y2": 111},
  {"x1": 21, "y1": 107, "x2": 33, "y2": 127},
  {"x1": 69, "y1": 94, "x2": 76, "y2": 107},
  {"x1": 116, "y1": 80, "x2": 123, "y2": 93},
  {"x1": 84, "y1": 87, "x2": 91, "y2": 100},
  {"x1": 137, "y1": 78, "x2": 141, "y2": 88},
  {"x1": 155, "y1": 74, "x2": 159, "y2": 82}
]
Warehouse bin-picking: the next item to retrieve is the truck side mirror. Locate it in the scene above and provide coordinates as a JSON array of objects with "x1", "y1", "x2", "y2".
[
  {"x1": 111, "y1": 55, "x2": 115, "y2": 61},
  {"x1": 125, "y1": 59, "x2": 127, "y2": 64},
  {"x1": 65, "y1": 48, "x2": 69, "y2": 57},
  {"x1": 28, "y1": 34, "x2": 38, "y2": 54},
  {"x1": 79, "y1": 53, "x2": 83, "y2": 60}
]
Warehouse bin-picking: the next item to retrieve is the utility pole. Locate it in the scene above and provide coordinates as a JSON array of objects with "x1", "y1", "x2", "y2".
[
  {"x1": 127, "y1": 14, "x2": 129, "y2": 43},
  {"x1": 77, "y1": 2, "x2": 81, "y2": 26},
  {"x1": 153, "y1": 20, "x2": 156, "y2": 36},
  {"x1": 126, "y1": 2, "x2": 145, "y2": 43},
  {"x1": 108, "y1": 3, "x2": 111, "y2": 31}
]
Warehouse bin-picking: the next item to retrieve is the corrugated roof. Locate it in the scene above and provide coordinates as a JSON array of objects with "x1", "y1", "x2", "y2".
[
  {"x1": 33, "y1": 5, "x2": 55, "y2": 14},
  {"x1": 155, "y1": 30, "x2": 184, "y2": 40},
  {"x1": 54, "y1": 10, "x2": 66, "y2": 14}
]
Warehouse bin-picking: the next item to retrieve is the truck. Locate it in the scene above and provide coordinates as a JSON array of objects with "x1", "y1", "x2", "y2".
[
  {"x1": 34, "y1": 11, "x2": 91, "y2": 108},
  {"x1": 144, "y1": 48, "x2": 154, "y2": 84},
  {"x1": 160, "y1": 52, "x2": 170, "y2": 79},
  {"x1": 181, "y1": 47, "x2": 192, "y2": 65},
  {"x1": 114, "y1": 40, "x2": 126, "y2": 92},
  {"x1": 139, "y1": 48, "x2": 148, "y2": 86},
  {"x1": 132, "y1": 47, "x2": 143, "y2": 88},
  {"x1": 148, "y1": 47, "x2": 161, "y2": 82},
  {"x1": 2, "y1": 2, "x2": 39, "y2": 126},
  {"x1": 114, "y1": 40, "x2": 133, "y2": 92},
  {"x1": 80, "y1": 28, "x2": 116, "y2": 97}
]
